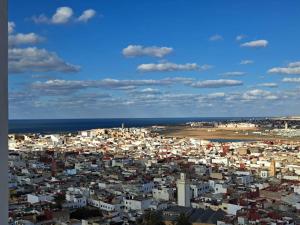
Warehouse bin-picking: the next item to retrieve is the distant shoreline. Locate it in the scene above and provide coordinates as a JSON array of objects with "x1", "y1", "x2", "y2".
[{"x1": 8, "y1": 117, "x2": 265, "y2": 134}]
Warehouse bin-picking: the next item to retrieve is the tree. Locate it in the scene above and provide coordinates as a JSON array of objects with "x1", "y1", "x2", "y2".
[
  {"x1": 176, "y1": 213, "x2": 191, "y2": 225},
  {"x1": 137, "y1": 211, "x2": 165, "y2": 225},
  {"x1": 70, "y1": 207, "x2": 102, "y2": 220},
  {"x1": 52, "y1": 193, "x2": 66, "y2": 209}
]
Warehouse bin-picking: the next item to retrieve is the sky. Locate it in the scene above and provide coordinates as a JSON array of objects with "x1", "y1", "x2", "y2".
[{"x1": 8, "y1": 0, "x2": 300, "y2": 119}]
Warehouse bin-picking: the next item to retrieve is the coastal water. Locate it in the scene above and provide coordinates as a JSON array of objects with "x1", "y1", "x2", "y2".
[{"x1": 9, "y1": 117, "x2": 263, "y2": 134}]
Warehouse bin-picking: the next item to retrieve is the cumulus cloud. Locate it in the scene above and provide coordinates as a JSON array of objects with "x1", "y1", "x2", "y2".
[
  {"x1": 241, "y1": 89, "x2": 278, "y2": 101},
  {"x1": 257, "y1": 83, "x2": 278, "y2": 88},
  {"x1": 268, "y1": 67, "x2": 300, "y2": 75},
  {"x1": 9, "y1": 33, "x2": 44, "y2": 46},
  {"x1": 240, "y1": 60, "x2": 254, "y2": 65},
  {"x1": 8, "y1": 21, "x2": 44, "y2": 46},
  {"x1": 122, "y1": 45, "x2": 173, "y2": 58},
  {"x1": 8, "y1": 21, "x2": 15, "y2": 34},
  {"x1": 137, "y1": 62, "x2": 211, "y2": 72},
  {"x1": 288, "y1": 61, "x2": 300, "y2": 67},
  {"x1": 189, "y1": 79, "x2": 243, "y2": 88},
  {"x1": 77, "y1": 9, "x2": 96, "y2": 22},
  {"x1": 9, "y1": 47, "x2": 80, "y2": 73},
  {"x1": 32, "y1": 7, "x2": 96, "y2": 24},
  {"x1": 282, "y1": 77, "x2": 300, "y2": 83},
  {"x1": 268, "y1": 61, "x2": 300, "y2": 75},
  {"x1": 240, "y1": 39, "x2": 268, "y2": 48},
  {"x1": 209, "y1": 34, "x2": 223, "y2": 41},
  {"x1": 220, "y1": 71, "x2": 246, "y2": 77},
  {"x1": 52, "y1": 7, "x2": 74, "y2": 24}
]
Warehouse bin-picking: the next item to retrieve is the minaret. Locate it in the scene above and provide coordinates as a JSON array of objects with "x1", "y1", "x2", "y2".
[
  {"x1": 269, "y1": 159, "x2": 276, "y2": 177},
  {"x1": 284, "y1": 121, "x2": 288, "y2": 130},
  {"x1": 177, "y1": 173, "x2": 190, "y2": 207}
]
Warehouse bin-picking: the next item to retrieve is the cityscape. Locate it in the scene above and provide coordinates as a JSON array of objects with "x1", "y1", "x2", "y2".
[
  {"x1": 7, "y1": 0, "x2": 300, "y2": 224},
  {"x1": 8, "y1": 118, "x2": 300, "y2": 224}
]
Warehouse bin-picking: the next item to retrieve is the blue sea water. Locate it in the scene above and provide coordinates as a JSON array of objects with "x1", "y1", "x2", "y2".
[{"x1": 9, "y1": 117, "x2": 263, "y2": 134}]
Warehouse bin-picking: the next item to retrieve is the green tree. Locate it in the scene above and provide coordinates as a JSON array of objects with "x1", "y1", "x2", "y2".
[
  {"x1": 176, "y1": 213, "x2": 191, "y2": 225},
  {"x1": 70, "y1": 207, "x2": 102, "y2": 220},
  {"x1": 137, "y1": 211, "x2": 165, "y2": 225},
  {"x1": 52, "y1": 193, "x2": 66, "y2": 209}
]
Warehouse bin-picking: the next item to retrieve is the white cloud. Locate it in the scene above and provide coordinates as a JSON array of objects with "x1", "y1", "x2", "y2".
[
  {"x1": 268, "y1": 67, "x2": 300, "y2": 75},
  {"x1": 52, "y1": 7, "x2": 73, "y2": 24},
  {"x1": 288, "y1": 61, "x2": 300, "y2": 67},
  {"x1": 236, "y1": 34, "x2": 246, "y2": 41},
  {"x1": 122, "y1": 45, "x2": 173, "y2": 58},
  {"x1": 189, "y1": 79, "x2": 243, "y2": 88},
  {"x1": 137, "y1": 62, "x2": 209, "y2": 72},
  {"x1": 282, "y1": 77, "x2": 300, "y2": 83},
  {"x1": 129, "y1": 88, "x2": 162, "y2": 95},
  {"x1": 240, "y1": 39, "x2": 268, "y2": 48},
  {"x1": 8, "y1": 21, "x2": 15, "y2": 34},
  {"x1": 8, "y1": 22, "x2": 44, "y2": 46},
  {"x1": 207, "y1": 92, "x2": 226, "y2": 98},
  {"x1": 9, "y1": 47, "x2": 80, "y2": 73},
  {"x1": 77, "y1": 9, "x2": 96, "y2": 22},
  {"x1": 241, "y1": 89, "x2": 278, "y2": 101},
  {"x1": 209, "y1": 34, "x2": 223, "y2": 41},
  {"x1": 268, "y1": 61, "x2": 300, "y2": 75},
  {"x1": 31, "y1": 77, "x2": 195, "y2": 92},
  {"x1": 240, "y1": 60, "x2": 254, "y2": 65},
  {"x1": 220, "y1": 71, "x2": 246, "y2": 76},
  {"x1": 32, "y1": 7, "x2": 96, "y2": 24},
  {"x1": 258, "y1": 83, "x2": 278, "y2": 88},
  {"x1": 9, "y1": 33, "x2": 44, "y2": 46}
]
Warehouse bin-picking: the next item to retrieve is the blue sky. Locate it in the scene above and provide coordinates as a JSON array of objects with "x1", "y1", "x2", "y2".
[{"x1": 8, "y1": 0, "x2": 300, "y2": 119}]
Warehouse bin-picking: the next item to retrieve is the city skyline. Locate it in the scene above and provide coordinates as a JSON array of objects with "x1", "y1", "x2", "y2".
[{"x1": 9, "y1": 0, "x2": 300, "y2": 119}]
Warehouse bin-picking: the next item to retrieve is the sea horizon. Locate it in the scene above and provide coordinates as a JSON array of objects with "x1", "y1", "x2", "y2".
[{"x1": 9, "y1": 117, "x2": 267, "y2": 134}]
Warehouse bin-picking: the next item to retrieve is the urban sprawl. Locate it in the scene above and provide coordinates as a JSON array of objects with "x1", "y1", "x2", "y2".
[{"x1": 8, "y1": 120, "x2": 300, "y2": 225}]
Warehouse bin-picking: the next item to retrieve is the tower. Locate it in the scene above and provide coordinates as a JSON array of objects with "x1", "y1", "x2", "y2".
[
  {"x1": 284, "y1": 121, "x2": 288, "y2": 130},
  {"x1": 269, "y1": 159, "x2": 276, "y2": 177},
  {"x1": 177, "y1": 173, "x2": 191, "y2": 207}
]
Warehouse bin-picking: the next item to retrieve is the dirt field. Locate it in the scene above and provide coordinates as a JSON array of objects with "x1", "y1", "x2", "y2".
[{"x1": 159, "y1": 126, "x2": 300, "y2": 142}]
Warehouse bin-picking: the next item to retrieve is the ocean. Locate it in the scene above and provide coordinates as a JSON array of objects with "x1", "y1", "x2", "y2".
[{"x1": 9, "y1": 117, "x2": 263, "y2": 134}]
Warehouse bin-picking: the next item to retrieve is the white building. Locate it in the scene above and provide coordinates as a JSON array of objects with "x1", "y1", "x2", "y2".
[
  {"x1": 88, "y1": 198, "x2": 122, "y2": 212},
  {"x1": 190, "y1": 182, "x2": 210, "y2": 198},
  {"x1": 152, "y1": 187, "x2": 174, "y2": 201},
  {"x1": 64, "y1": 193, "x2": 87, "y2": 209},
  {"x1": 27, "y1": 194, "x2": 53, "y2": 204},
  {"x1": 124, "y1": 197, "x2": 152, "y2": 212},
  {"x1": 177, "y1": 173, "x2": 191, "y2": 207}
]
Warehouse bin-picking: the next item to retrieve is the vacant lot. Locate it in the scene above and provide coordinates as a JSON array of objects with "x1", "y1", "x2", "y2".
[{"x1": 159, "y1": 126, "x2": 299, "y2": 142}]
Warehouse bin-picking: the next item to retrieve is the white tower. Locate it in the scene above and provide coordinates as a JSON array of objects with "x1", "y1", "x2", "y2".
[
  {"x1": 284, "y1": 121, "x2": 288, "y2": 130},
  {"x1": 177, "y1": 173, "x2": 191, "y2": 207}
]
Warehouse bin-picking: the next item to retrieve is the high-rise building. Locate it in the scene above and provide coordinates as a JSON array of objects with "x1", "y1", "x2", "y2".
[
  {"x1": 269, "y1": 159, "x2": 276, "y2": 177},
  {"x1": 177, "y1": 173, "x2": 190, "y2": 207}
]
